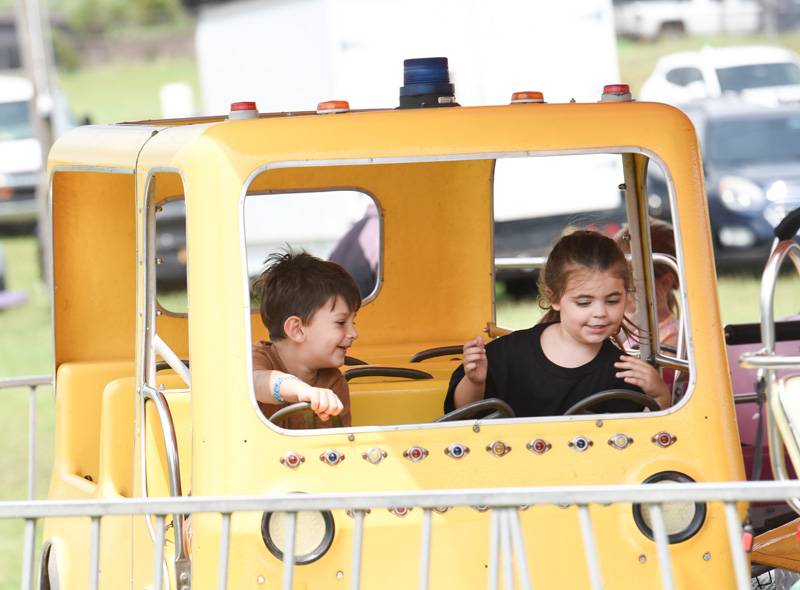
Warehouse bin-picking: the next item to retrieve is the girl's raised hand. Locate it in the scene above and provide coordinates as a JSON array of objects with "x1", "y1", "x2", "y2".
[
  {"x1": 462, "y1": 337, "x2": 488, "y2": 385},
  {"x1": 614, "y1": 355, "x2": 671, "y2": 409}
]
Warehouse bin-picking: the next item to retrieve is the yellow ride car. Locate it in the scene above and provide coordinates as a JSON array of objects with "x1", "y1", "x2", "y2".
[{"x1": 34, "y1": 60, "x2": 800, "y2": 589}]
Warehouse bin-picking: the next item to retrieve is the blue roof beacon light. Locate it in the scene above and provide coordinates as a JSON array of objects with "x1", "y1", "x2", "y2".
[{"x1": 399, "y1": 57, "x2": 459, "y2": 109}]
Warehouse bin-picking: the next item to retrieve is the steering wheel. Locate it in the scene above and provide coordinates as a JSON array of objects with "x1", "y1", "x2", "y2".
[
  {"x1": 268, "y1": 402, "x2": 343, "y2": 427},
  {"x1": 563, "y1": 388, "x2": 660, "y2": 416},
  {"x1": 435, "y1": 398, "x2": 515, "y2": 423}
]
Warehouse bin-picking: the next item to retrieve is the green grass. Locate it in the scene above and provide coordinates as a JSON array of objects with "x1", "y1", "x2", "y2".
[
  {"x1": 0, "y1": 236, "x2": 55, "y2": 590},
  {"x1": 59, "y1": 58, "x2": 200, "y2": 124}
]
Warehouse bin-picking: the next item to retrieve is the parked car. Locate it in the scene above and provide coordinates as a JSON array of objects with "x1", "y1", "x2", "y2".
[
  {"x1": 0, "y1": 72, "x2": 72, "y2": 232},
  {"x1": 614, "y1": 0, "x2": 760, "y2": 40},
  {"x1": 0, "y1": 73, "x2": 40, "y2": 230},
  {"x1": 639, "y1": 45, "x2": 800, "y2": 107},
  {"x1": 647, "y1": 100, "x2": 800, "y2": 270}
]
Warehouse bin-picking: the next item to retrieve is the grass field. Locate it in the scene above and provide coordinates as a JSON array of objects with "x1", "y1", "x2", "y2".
[{"x1": 3, "y1": 29, "x2": 800, "y2": 587}]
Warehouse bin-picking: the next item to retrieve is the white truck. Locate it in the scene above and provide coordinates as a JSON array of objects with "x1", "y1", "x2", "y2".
[{"x1": 614, "y1": 0, "x2": 762, "y2": 40}]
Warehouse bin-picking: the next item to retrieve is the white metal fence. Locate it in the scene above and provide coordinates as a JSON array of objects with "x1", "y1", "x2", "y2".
[
  {"x1": 5, "y1": 480, "x2": 800, "y2": 590},
  {"x1": 0, "y1": 374, "x2": 52, "y2": 590}
]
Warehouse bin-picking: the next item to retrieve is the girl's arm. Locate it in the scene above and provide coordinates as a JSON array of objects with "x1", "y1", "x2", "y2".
[
  {"x1": 613, "y1": 356, "x2": 672, "y2": 409},
  {"x1": 453, "y1": 337, "x2": 488, "y2": 408}
]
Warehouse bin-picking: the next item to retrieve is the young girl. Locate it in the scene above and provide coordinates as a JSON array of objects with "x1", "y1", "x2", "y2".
[
  {"x1": 616, "y1": 219, "x2": 680, "y2": 348},
  {"x1": 444, "y1": 230, "x2": 671, "y2": 416}
]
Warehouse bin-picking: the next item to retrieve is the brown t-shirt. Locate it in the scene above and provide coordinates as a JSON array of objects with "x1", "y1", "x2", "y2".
[{"x1": 252, "y1": 340, "x2": 351, "y2": 428}]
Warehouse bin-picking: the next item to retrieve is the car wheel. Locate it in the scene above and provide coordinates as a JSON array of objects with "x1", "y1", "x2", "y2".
[{"x1": 658, "y1": 21, "x2": 686, "y2": 39}]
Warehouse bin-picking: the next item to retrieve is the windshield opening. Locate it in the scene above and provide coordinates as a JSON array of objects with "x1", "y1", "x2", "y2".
[
  {"x1": 717, "y1": 62, "x2": 800, "y2": 93},
  {"x1": 707, "y1": 114, "x2": 800, "y2": 165},
  {"x1": 0, "y1": 100, "x2": 33, "y2": 141}
]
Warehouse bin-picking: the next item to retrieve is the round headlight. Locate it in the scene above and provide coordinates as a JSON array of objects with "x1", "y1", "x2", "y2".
[
  {"x1": 261, "y1": 508, "x2": 335, "y2": 565},
  {"x1": 632, "y1": 471, "x2": 706, "y2": 544}
]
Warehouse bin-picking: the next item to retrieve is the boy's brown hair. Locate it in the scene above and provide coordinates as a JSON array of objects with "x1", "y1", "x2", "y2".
[{"x1": 252, "y1": 251, "x2": 361, "y2": 341}]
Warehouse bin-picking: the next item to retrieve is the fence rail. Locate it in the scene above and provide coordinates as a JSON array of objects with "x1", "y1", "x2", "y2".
[{"x1": 6, "y1": 480, "x2": 800, "y2": 590}]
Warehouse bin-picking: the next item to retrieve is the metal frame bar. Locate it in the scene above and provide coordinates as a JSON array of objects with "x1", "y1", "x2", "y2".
[
  {"x1": 21, "y1": 518, "x2": 36, "y2": 590},
  {"x1": 2, "y1": 481, "x2": 780, "y2": 590},
  {"x1": 723, "y1": 502, "x2": 751, "y2": 590},
  {"x1": 218, "y1": 513, "x2": 231, "y2": 590},
  {"x1": 89, "y1": 516, "x2": 101, "y2": 590},
  {"x1": 738, "y1": 240, "x2": 800, "y2": 514},
  {"x1": 648, "y1": 504, "x2": 675, "y2": 590},
  {"x1": 505, "y1": 509, "x2": 532, "y2": 590},
  {"x1": 488, "y1": 509, "x2": 500, "y2": 590},
  {"x1": 281, "y1": 511, "x2": 297, "y2": 590},
  {"x1": 3, "y1": 480, "x2": 800, "y2": 517},
  {"x1": 351, "y1": 510, "x2": 365, "y2": 590},
  {"x1": 578, "y1": 505, "x2": 603, "y2": 590},
  {"x1": 419, "y1": 509, "x2": 432, "y2": 590}
]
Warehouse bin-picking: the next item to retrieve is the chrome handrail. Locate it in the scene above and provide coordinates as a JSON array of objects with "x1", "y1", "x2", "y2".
[
  {"x1": 141, "y1": 384, "x2": 190, "y2": 578},
  {"x1": 739, "y1": 239, "x2": 800, "y2": 515}
]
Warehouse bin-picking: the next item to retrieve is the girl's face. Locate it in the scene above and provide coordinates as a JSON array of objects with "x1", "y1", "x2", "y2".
[{"x1": 551, "y1": 268, "x2": 627, "y2": 347}]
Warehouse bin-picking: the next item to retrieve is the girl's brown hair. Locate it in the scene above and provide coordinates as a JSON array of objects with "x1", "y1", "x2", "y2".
[
  {"x1": 616, "y1": 218, "x2": 678, "y2": 315},
  {"x1": 537, "y1": 229, "x2": 634, "y2": 331}
]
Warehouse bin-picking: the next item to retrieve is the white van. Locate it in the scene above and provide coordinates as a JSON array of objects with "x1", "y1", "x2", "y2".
[
  {"x1": 0, "y1": 71, "x2": 71, "y2": 228},
  {"x1": 0, "y1": 73, "x2": 40, "y2": 226}
]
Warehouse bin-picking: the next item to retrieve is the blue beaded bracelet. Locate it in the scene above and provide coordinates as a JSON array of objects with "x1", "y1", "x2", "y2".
[{"x1": 273, "y1": 374, "x2": 297, "y2": 403}]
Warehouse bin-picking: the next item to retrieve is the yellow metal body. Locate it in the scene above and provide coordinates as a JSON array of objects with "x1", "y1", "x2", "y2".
[{"x1": 42, "y1": 101, "x2": 749, "y2": 588}]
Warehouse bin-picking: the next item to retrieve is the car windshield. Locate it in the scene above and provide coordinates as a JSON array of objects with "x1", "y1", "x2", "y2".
[
  {"x1": 0, "y1": 100, "x2": 34, "y2": 141},
  {"x1": 716, "y1": 62, "x2": 800, "y2": 92},
  {"x1": 706, "y1": 113, "x2": 800, "y2": 165}
]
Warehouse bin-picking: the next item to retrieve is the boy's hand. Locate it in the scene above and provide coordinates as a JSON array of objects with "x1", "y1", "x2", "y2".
[
  {"x1": 284, "y1": 379, "x2": 344, "y2": 421},
  {"x1": 614, "y1": 355, "x2": 671, "y2": 409},
  {"x1": 463, "y1": 337, "x2": 488, "y2": 385}
]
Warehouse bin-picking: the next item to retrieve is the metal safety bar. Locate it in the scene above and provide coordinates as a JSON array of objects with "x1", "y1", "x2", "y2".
[
  {"x1": 141, "y1": 383, "x2": 190, "y2": 585},
  {"x1": 7, "y1": 480, "x2": 800, "y2": 590},
  {"x1": 0, "y1": 375, "x2": 52, "y2": 590},
  {"x1": 739, "y1": 240, "x2": 800, "y2": 515}
]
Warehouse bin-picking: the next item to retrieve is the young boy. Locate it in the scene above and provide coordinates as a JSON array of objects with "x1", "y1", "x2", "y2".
[{"x1": 252, "y1": 251, "x2": 360, "y2": 428}]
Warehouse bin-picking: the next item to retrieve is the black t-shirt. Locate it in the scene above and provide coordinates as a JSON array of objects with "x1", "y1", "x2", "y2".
[{"x1": 444, "y1": 322, "x2": 644, "y2": 416}]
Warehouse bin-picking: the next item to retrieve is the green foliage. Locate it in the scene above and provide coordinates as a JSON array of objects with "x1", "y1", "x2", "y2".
[
  {"x1": 59, "y1": 57, "x2": 199, "y2": 123},
  {"x1": 58, "y1": 0, "x2": 186, "y2": 34}
]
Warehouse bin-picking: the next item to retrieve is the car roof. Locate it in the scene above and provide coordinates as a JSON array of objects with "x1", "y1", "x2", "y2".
[
  {"x1": 656, "y1": 45, "x2": 800, "y2": 70},
  {"x1": 682, "y1": 99, "x2": 800, "y2": 121}
]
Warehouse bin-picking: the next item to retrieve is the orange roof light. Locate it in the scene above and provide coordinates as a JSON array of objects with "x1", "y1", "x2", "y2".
[
  {"x1": 601, "y1": 84, "x2": 632, "y2": 102},
  {"x1": 317, "y1": 100, "x2": 350, "y2": 114},
  {"x1": 511, "y1": 91, "x2": 545, "y2": 104}
]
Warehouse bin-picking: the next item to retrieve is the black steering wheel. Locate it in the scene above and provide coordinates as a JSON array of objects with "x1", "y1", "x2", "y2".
[
  {"x1": 268, "y1": 402, "x2": 343, "y2": 427},
  {"x1": 563, "y1": 388, "x2": 660, "y2": 416},
  {"x1": 435, "y1": 398, "x2": 515, "y2": 422}
]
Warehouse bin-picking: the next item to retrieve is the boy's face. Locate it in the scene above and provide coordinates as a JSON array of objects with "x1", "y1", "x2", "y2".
[{"x1": 301, "y1": 296, "x2": 358, "y2": 368}]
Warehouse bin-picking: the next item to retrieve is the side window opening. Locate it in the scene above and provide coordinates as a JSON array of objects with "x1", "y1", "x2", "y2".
[
  {"x1": 156, "y1": 198, "x2": 188, "y2": 314},
  {"x1": 244, "y1": 190, "x2": 379, "y2": 305},
  {"x1": 244, "y1": 154, "x2": 692, "y2": 432}
]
